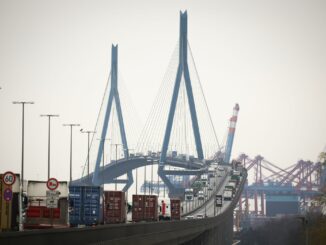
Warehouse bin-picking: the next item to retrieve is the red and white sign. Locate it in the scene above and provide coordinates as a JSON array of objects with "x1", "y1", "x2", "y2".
[
  {"x1": 46, "y1": 178, "x2": 59, "y2": 191},
  {"x1": 3, "y1": 171, "x2": 16, "y2": 186}
]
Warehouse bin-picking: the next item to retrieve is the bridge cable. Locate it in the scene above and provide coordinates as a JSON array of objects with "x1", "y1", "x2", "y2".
[
  {"x1": 81, "y1": 72, "x2": 111, "y2": 178},
  {"x1": 188, "y1": 41, "x2": 221, "y2": 152}
]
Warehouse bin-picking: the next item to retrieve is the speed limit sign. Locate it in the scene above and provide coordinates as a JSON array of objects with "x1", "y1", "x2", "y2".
[{"x1": 3, "y1": 171, "x2": 16, "y2": 186}]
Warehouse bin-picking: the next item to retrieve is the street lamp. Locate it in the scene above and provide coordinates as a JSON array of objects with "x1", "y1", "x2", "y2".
[
  {"x1": 40, "y1": 114, "x2": 59, "y2": 179},
  {"x1": 204, "y1": 167, "x2": 209, "y2": 217},
  {"x1": 111, "y1": 143, "x2": 122, "y2": 190},
  {"x1": 80, "y1": 129, "x2": 96, "y2": 180},
  {"x1": 63, "y1": 124, "x2": 80, "y2": 182},
  {"x1": 13, "y1": 101, "x2": 34, "y2": 231}
]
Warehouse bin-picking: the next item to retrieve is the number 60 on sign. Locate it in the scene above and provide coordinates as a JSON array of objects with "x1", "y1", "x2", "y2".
[{"x1": 3, "y1": 171, "x2": 16, "y2": 186}]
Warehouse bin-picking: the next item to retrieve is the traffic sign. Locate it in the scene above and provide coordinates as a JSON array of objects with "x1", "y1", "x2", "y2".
[
  {"x1": 46, "y1": 190, "x2": 60, "y2": 208},
  {"x1": 46, "y1": 178, "x2": 59, "y2": 191},
  {"x1": 46, "y1": 198, "x2": 58, "y2": 208},
  {"x1": 3, "y1": 188, "x2": 13, "y2": 202},
  {"x1": 3, "y1": 171, "x2": 16, "y2": 186},
  {"x1": 46, "y1": 190, "x2": 60, "y2": 197},
  {"x1": 216, "y1": 194, "x2": 223, "y2": 207}
]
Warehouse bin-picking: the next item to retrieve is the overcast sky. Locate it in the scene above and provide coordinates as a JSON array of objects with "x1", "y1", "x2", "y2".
[{"x1": 1, "y1": 0, "x2": 326, "y2": 186}]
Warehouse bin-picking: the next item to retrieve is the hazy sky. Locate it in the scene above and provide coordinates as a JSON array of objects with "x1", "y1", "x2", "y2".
[{"x1": 1, "y1": 0, "x2": 326, "y2": 185}]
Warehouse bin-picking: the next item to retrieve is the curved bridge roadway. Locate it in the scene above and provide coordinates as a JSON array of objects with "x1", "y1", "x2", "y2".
[{"x1": 71, "y1": 156, "x2": 207, "y2": 188}]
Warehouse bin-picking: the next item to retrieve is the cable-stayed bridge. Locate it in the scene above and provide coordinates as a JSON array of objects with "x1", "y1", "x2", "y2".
[
  {"x1": 72, "y1": 11, "x2": 227, "y2": 200},
  {"x1": 1, "y1": 11, "x2": 246, "y2": 245}
]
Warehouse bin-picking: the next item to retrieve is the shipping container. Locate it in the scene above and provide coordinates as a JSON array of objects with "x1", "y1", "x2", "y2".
[
  {"x1": 69, "y1": 186, "x2": 100, "y2": 226},
  {"x1": 25, "y1": 180, "x2": 68, "y2": 229},
  {"x1": 132, "y1": 194, "x2": 158, "y2": 222},
  {"x1": 104, "y1": 191, "x2": 126, "y2": 224},
  {"x1": 144, "y1": 195, "x2": 158, "y2": 221},
  {"x1": 132, "y1": 194, "x2": 144, "y2": 222},
  {"x1": 170, "y1": 199, "x2": 181, "y2": 220}
]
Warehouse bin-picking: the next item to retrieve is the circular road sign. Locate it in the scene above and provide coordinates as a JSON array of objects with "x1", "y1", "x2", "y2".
[
  {"x1": 4, "y1": 188, "x2": 13, "y2": 202},
  {"x1": 47, "y1": 178, "x2": 59, "y2": 191},
  {"x1": 3, "y1": 171, "x2": 16, "y2": 186}
]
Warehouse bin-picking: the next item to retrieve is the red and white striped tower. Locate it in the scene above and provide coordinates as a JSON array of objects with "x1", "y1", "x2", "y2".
[{"x1": 223, "y1": 103, "x2": 240, "y2": 164}]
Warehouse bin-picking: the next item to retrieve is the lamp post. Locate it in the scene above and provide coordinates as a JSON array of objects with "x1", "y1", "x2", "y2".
[
  {"x1": 40, "y1": 114, "x2": 59, "y2": 179},
  {"x1": 204, "y1": 167, "x2": 208, "y2": 218},
  {"x1": 111, "y1": 143, "x2": 122, "y2": 190},
  {"x1": 136, "y1": 166, "x2": 138, "y2": 195},
  {"x1": 150, "y1": 160, "x2": 154, "y2": 195},
  {"x1": 80, "y1": 129, "x2": 96, "y2": 181},
  {"x1": 144, "y1": 162, "x2": 147, "y2": 195},
  {"x1": 63, "y1": 124, "x2": 80, "y2": 182},
  {"x1": 13, "y1": 101, "x2": 34, "y2": 231}
]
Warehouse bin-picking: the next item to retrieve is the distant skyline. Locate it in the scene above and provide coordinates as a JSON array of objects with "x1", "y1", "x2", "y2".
[{"x1": 1, "y1": 0, "x2": 325, "y2": 186}]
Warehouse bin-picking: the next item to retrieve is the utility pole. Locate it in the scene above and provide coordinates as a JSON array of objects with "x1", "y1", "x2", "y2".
[
  {"x1": 151, "y1": 160, "x2": 154, "y2": 195},
  {"x1": 13, "y1": 101, "x2": 34, "y2": 231},
  {"x1": 157, "y1": 177, "x2": 159, "y2": 197},
  {"x1": 40, "y1": 114, "x2": 59, "y2": 180},
  {"x1": 63, "y1": 124, "x2": 80, "y2": 182},
  {"x1": 136, "y1": 167, "x2": 138, "y2": 195},
  {"x1": 144, "y1": 164, "x2": 147, "y2": 195},
  {"x1": 80, "y1": 129, "x2": 96, "y2": 181}
]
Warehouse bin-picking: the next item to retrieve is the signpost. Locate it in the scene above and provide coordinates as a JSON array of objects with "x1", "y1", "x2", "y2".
[
  {"x1": 46, "y1": 178, "x2": 59, "y2": 226},
  {"x1": 1, "y1": 172, "x2": 16, "y2": 230}
]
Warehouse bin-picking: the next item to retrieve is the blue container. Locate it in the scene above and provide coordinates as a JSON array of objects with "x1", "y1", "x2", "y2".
[
  {"x1": 69, "y1": 186, "x2": 83, "y2": 226},
  {"x1": 69, "y1": 186, "x2": 100, "y2": 226}
]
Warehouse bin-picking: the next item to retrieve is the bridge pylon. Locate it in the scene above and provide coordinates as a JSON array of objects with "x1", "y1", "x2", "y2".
[
  {"x1": 92, "y1": 45, "x2": 133, "y2": 191},
  {"x1": 159, "y1": 11, "x2": 205, "y2": 197}
]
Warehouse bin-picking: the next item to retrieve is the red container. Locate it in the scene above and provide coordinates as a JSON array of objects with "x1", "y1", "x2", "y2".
[
  {"x1": 132, "y1": 195, "x2": 158, "y2": 222},
  {"x1": 144, "y1": 195, "x2": 158, "y2": 221},
  {"x1": 132, "y1": 195, "x2": 144, "y2": 222},
  {"x1": 104, "y1": 191, "x2": 126, "y2": 224},
  {"x1": 170, "y1": 199, "x2": 181, "y2": 220}
]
